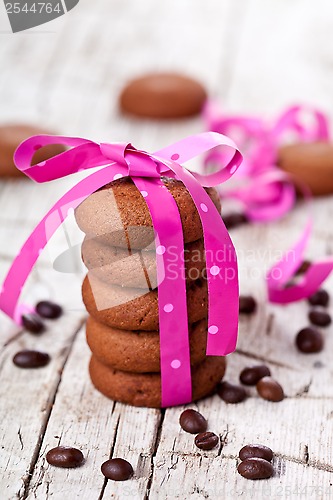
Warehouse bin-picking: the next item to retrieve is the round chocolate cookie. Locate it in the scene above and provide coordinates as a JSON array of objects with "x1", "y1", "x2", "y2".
[
  {"x1": 0, "y1": 124, "x2": 66, "y2": 178},
  {"x1": 82, "y1": 274, "x2": 208, "y2": 331},
  {"x1": 74, "y1": 177, "x2": 221, "y2": 250},
  {"x1": 89, "y1": 355, "x2": 226, "y2": 408},
  {"x1": 82, "y1": 237, "x2": 206, "y2": 289},
  {"x1": 278, "y1": 142, "x2": 333, "y2": 196},
  {"x1": 86, "y1": 316, "x2": 208, "y2": 373},
  {"x1": 119, "y1": 72, "x2": 207, "y2": 119}
]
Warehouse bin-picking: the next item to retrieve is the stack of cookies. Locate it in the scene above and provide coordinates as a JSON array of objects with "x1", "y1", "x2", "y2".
[{"x1": 74, "y1": 177, "x2": 226, "y2": 408}]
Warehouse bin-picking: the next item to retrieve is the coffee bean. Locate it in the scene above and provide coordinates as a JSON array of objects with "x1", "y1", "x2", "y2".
[
  {"x1": 295, "y1": 260, "x2": 311, "y2": 276},
  {"x1": 46, "y1": 446, "x2": 84, "y2": 468},
  {"x1": 239, "y1": 296, "x2": 257, "y2": 314},
  {"x1": 22, "y1": 313, "x2": 45, "y2": 334},
  {"x1": 101, "y1": 458, "x2": 134, "y2": 481},
  {"x1": 36, "y1": 300, "x2": 63, "y2": 319},
  {"x1": 194, "y1": 432, "x2": 219, "y2": 450},
  {"x1": 13, "y1": 350, "x2": 50, "y2": 369},
  {"x1": 217, "y1": 381, "x2": 247, "y2": 404},
  {"x1": 240, "y1": 365, "x2": 271, "y2": 386},
  {"x1": 237, "y1": 458, "x2": 273, "y2": 480},
  {"x1": 256, "y1": 377, "x2": 284, "y2": 402},
  {"x1": 296, "y1": 327, "x2": 324, "y2": 353},
  {"x1": 239, "y1": 444, "x2": 273, "y2": 462},
  {"x1": 223, "y1": 213, "x2": 248, "y2": 230},
  {"x1": 309, "y1": 309, "x2": 332, "y2": 327},
  {"x1": 308, "y1": 289, "x2": 329, "y2": 307},
  {"x1": 179, "y1": 409, "x2": 207, "y2": 434}
]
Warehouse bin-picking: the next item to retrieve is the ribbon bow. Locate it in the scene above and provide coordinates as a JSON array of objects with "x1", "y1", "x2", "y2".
[{"x1": 0, "y1": 132, "x2": 242, "y2": 407}]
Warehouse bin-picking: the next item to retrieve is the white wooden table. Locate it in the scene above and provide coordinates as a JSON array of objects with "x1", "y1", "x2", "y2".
[{"x1": 1, "y1": 0, "x2": 333, "y2": 498}]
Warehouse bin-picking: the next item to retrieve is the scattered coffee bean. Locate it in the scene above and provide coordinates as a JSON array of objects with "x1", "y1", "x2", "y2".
[
  {"x1": 36, "y1": 300, "x2": 63, "y2": 319},
  {"x1": 240, "y1": 365, "x2": 271, "y2": 386},
  {"x1": 239, "y1": 296, "x2": 257, "y2": 314},
  {"x1": 101, "y1": 458, "x2": 134, "y2": 481},
  {"x1": 179, "y1": 409, "x2": 207, "y2": 434},
  {"x1": 217, "y1": 381, "x2": 247, "y2": 404},
  {"x1": 239, "y1": 444, "x2": 273, "y2": 462},
  {"x1": 13, "y1": 350, "x2": 50, "y2": 369},
  {"x1": 295, "y1": 260, "x2": 311, "y2": 276},
  {"x1": 256, "y1": 377, "x2": 284, "y2": 402},
  {"x1": 237, "y1": 457, "x2": 274, "y2": 480},
  {"x1": 308, "y1": 309, "x2": 332, "y2": 327},
  {"x1": 46, "y1": 446, "x2": 84, "y2": 468},
  {"x1": 21, "y1": 313, "x2": 45, "y2": 334},
  {"x1": 194, "y1": 432, "x2": 219, "y2": 450},
  {"x1": 223, "y1": 212, "x2": 248, "y2": 230},
  {"x1": 296, "y1": 327, "x2": 324, "y2": 353},
  {"x1": 308, "y1": 289, "x2": 329, "y2": 307}
]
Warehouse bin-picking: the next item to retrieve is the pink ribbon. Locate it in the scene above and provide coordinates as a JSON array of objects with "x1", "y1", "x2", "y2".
[
  {"x1": 203, "y1": 102, "x2": 330, "y2": 222},
  {"x1": 204, "y1": 102, "x2": 333, "y2": 305},
  {"x1": 0, "y1": 132, "x2": 242, "y2": 407}
]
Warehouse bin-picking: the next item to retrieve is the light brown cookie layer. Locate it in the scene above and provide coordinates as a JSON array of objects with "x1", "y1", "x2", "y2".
[
  {"x1": 82, "y1": 274, "x2": 208, "y2": 331},
  {"x1": 86, "y1": 316, "x2": 208, "y2": 373},
  {"x1": 0, "y1": 124, "x2": 66, "y2": 178},
  {"x1": 74, "y1": 177, "x2": 221, "y2": 250},
  {"x1": 82, "y1": 237, "x2": 206, "y2": 289},
  {"x1": 119, "y1": 72, "x2": 207, "y2": 119},
  {"x1": 89, "y1": 355, "x2": 226, "y2": 408},
  {"x1": 278, "y1": 142, "x2": 333, "y2": 196}
]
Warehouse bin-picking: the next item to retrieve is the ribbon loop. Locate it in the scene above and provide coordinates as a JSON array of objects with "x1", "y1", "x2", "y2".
[{"x1": 99, "y1": 142, "x2": 132, "y2": 168}]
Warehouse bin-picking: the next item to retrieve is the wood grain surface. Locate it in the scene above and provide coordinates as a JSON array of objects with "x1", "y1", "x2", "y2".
[{"x1": 1, "y1": 0, "x2": 333, "y2": 498}]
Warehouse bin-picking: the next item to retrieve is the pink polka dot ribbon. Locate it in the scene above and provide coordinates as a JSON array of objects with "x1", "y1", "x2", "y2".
[
  {"x1": 204, "y1": 102, "x2": 333, "y2": 305},
  {"x1": 0, "y1": 132, "x2": 242, "y2": 407}
]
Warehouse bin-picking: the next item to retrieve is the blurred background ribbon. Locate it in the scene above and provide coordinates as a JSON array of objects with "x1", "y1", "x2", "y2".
[{"x1": 203, "y1": 102, "x2": 333, "y2": 305}]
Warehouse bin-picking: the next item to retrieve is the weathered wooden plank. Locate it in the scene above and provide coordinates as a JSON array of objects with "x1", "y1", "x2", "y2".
[
  {"x1": 1, "y1": 0, "x2": 333, "y2": 498},
  {"x1": 226, "y1": 0, "x2": 333, "y2": 118},
  {"x1": 0, "y1": 311, "x2": 84, "y2": 499},
  {"x1": 148, "y1": 455, "x2": 333, "y2": 499},
  {"x1": 25, "y1": 326, "x2": 161, "y2": 500}
]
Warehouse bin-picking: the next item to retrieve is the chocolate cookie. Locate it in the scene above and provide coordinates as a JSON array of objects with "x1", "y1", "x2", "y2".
[
  {"x1": 278, "y1": 142, "x2": 333, "y2": 196},
  {"x1": 75, "y1": 177, "x2": 221, "y2": 250},
  {"x1": 119, "y1": 73, "x2": 207, "y2": 119},
  {"x1": 82, "y1": 274, "x2": 208, "y2": 331},
  {"x1": 0, "y1": 124, "x2": 66, "y2": 178},
  {"x1": 89, "y1": 355, "x2": 226, "y2": 408},
  {"x1": 82, "y1": 237, "x2": 206, "y2": 289},
  {"x1": 86, "y1": 316, "x2": 208, "y2": 373}
]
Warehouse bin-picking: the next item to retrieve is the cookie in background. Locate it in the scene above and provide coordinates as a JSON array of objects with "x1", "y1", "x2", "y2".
[{"x1": 0, "y1": 124, "x2": 66, "y2": 178}]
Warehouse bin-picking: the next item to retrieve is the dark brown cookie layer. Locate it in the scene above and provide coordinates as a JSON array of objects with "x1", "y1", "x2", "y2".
[
  {"x1": 82, "y1": 274, "x2": 208, "y2": 331},
  {"x1": 82, "y1": 237, "x2": 206, "y2": 289},
  {"x1": 75, "y1": 177, "x2": 221, "y2": 250},
  {"x1": 0, "y1": 124, "x2": 66, "y2": 178},
  {"x1": 119, "y1": 73, "x2": 207, "y2": 119},
  {"x1": 89, "y1": 355, "x2": 226, "y2": 408},
  {"x1": 86, "y1": 316, "x2": 208, "y2": 373}
]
